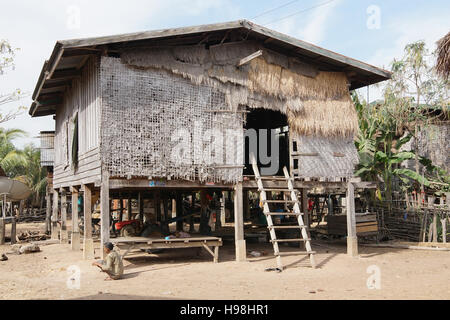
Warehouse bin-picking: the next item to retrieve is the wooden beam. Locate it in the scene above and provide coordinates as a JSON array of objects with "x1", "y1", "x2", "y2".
[
  {"x1": 234, "y1": 182, "x2": 246, "y2": 262},
  {"x1": 237, "y1": 50, "x2": 263, "y2": 67}
]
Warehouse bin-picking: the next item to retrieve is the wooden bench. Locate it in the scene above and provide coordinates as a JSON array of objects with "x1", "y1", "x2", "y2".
[{"x1": 110, "y1": 236, "x2": 223, "y2": 263}]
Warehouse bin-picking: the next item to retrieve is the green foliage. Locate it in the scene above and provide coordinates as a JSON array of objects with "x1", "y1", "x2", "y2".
[
  {"x1": 354, "y1": 40, "x2": 450, "y2": 199},
  {"x1": 0, "y1": 127, "x2": 46, "y2": 206}
]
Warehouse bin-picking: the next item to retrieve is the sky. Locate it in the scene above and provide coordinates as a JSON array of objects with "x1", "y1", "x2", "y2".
[{"x1": 0, "y1": 0, "x2": 449, "y2": 148}]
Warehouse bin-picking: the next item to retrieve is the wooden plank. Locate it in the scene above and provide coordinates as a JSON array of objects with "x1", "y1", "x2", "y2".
[{"x1": 237, "y1": 50, "x2": 263, "y2": 67}]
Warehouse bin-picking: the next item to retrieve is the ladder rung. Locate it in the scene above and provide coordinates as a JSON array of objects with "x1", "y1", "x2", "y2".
[
  {"x1": 268, "y1": 226, "x2": 308, "y2": 229},
  {"x1": 271, "y1": 238, "x2": 311, "y2": 242},
  {"x1": 260, "y1": 188, "x2": 296, "y2": 192},
  {"x1": 263, "y1": 200, "x2": 298, "y2": 203},
  {"x1": 265, "y1": 212, "x2": 303, "y2": 216},
  {"x1": 259, "y1": 176, "x2": 291, "y2": 181},
  {"x1": 277, "y1": 251, "x2": 316, "y2": 256}
]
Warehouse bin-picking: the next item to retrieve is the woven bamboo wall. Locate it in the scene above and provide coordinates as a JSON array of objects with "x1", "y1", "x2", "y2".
[{"x1": 100, "y1": 56, "x2": 244, "y2": 183}]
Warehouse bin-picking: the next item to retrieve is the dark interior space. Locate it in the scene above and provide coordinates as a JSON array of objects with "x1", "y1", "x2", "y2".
[{"x1": 244, "y1": 108, "x2": 289, "y2": 176}]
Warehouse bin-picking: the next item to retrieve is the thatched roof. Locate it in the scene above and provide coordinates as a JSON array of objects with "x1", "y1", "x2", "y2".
[
  {"x1": 436, "y1": 31, "x2": 450, "y2": 79},
  {"x1": 29, "y1": 20, "x2": 391, "y2": 118}
]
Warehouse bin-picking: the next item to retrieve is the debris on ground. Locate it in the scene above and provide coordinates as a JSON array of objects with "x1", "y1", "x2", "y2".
[
  {"x1": 0, "y1": 254, "x2": 8, "y2": 261},
  {"x1": 249, "y1": 251, "x2": 262, "y2": 257},
  {"x1": 17, "y1": 230, "x2": 49, "y2": 242},
  {"x1": 9, "y1": 243, "x2": 41, "y2": 255}
]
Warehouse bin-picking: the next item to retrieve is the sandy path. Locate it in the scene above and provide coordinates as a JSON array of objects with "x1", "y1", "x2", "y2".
[{"x1": 0, "y1": 223, "x2": 449, "y2": 300}]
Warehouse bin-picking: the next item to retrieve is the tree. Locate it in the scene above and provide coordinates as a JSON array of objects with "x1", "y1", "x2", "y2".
[
  {"x1": 0, "y1": 127, "x2": 27, "y2": 175},
  {"x1": 354, "y1": 41, "x2": 450, "y2": 201},
  {"x1": 0, "y1": 40, "x2": 26, "y2": 123},
  {"x1": 13, "y1": 144, "x2": 47, "y2": 207}
]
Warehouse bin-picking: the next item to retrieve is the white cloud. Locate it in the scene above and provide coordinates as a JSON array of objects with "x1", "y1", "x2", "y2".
[
  {"x1": 268, "y1": 0, "x2": 342, "y2": 45},
  {"x1": 297, "y1": 0, "x2": 341, "y2": 45}
]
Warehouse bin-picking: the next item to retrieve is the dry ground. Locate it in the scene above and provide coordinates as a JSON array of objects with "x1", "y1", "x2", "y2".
[{"x1": 0, "y1": 222, "x2": 449, "y2": 300}]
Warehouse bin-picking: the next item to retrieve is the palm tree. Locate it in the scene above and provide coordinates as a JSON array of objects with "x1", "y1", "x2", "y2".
[
  {"x1": 0, "y1": 128, "x2": 27, "y2": 175},
  {"x1": 17, "y1": 145, "x2": 47, "y2": 207}
]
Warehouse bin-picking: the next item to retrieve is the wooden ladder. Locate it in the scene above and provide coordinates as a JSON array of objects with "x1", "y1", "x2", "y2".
[{"x1": 250, "y1": 154, "x2": 316, "y2": 271}]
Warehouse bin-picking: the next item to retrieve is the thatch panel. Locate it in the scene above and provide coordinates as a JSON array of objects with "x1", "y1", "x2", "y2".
[
  {"x1": 120, "y1": 42, "x2": 357, "y2": 137},
  {"x1": 287, "y1": 97, "x2": 358, "y2": 138},
  {"x1": 248, "y1": 58, "x2": 349, "y2": 101}
]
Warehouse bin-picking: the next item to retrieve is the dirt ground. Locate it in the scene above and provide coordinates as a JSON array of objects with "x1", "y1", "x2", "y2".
[{"x1": 0, "y1": 222, "x2": 449, "y2": 300}]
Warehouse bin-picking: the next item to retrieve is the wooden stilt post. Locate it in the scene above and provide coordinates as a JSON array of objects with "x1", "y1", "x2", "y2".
[
  {"x1": 176, "y1": 192, "x2": 183, "y2": 231},
  {"x1": 244, "y1": 190, "x2": 250, "y2": 220},
  {"x1": 10, "y1": 217, "x2": 16, "y2": 244},
  {"x1": 138, "y1": 191, "x2": 144, "y2": 224},
  {"x1": 119, "y1": 194, "x2": 124, "y2": 222},
  {"x1": 51, "y1": 190, "x2": 59, "y2": 240},
  {"x1": 82, "y1": 184, "x2": 94, "y2": 260},
  {"x1": 0, "y1": 217, "x2": 5, "y2": 245},
  {"x1": 70, "y1": 187, "x2": 80, "y2": 251},
  {"x1": 441, "y1": 218, "x2": 447, "y2": 244},
  {"x1": 162, "y1": 193, "x2": 169, "y2": 234},
  {"x1": 45, "y1": 191, "x2": 52, "y2": 234},
  {"x1": 432, "y1": 212, "x2": 438, "y2": 243},
  {"x1": 220, "y1": 191, "x2": 226, "y2": 226},
  {"x1": 301, "y1": 189, "x2": 310, "y2": 228},
  {"x1": 60, "y1": 188, "x2": 68, "y2": 244},
  {"x1": 200, "y1": 190, "x2": 208, "y2": 235},
  {"x1": 346, "y1": 182, "x2": 358, "y2": 257},
  {"x1": 234, "y1": 182, "x2": 246, "y2": 262},
  {"x1": 189, "y1": 192, "x2": 195, "y2": 232},
  {"x1": 154, "y1": 190, "x2": 161, "y2": 222},
  {"x1": 127, "y1": 196, "x2": 132, "y2": 221},
  {"x1": 100, "y1": 172, "x2": 110, "y2": 259}
]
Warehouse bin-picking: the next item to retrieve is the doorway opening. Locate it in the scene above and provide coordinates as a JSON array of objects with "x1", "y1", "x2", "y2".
[{"x1": 244, "y1": 108, "x2": 289, "y2": 176}]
